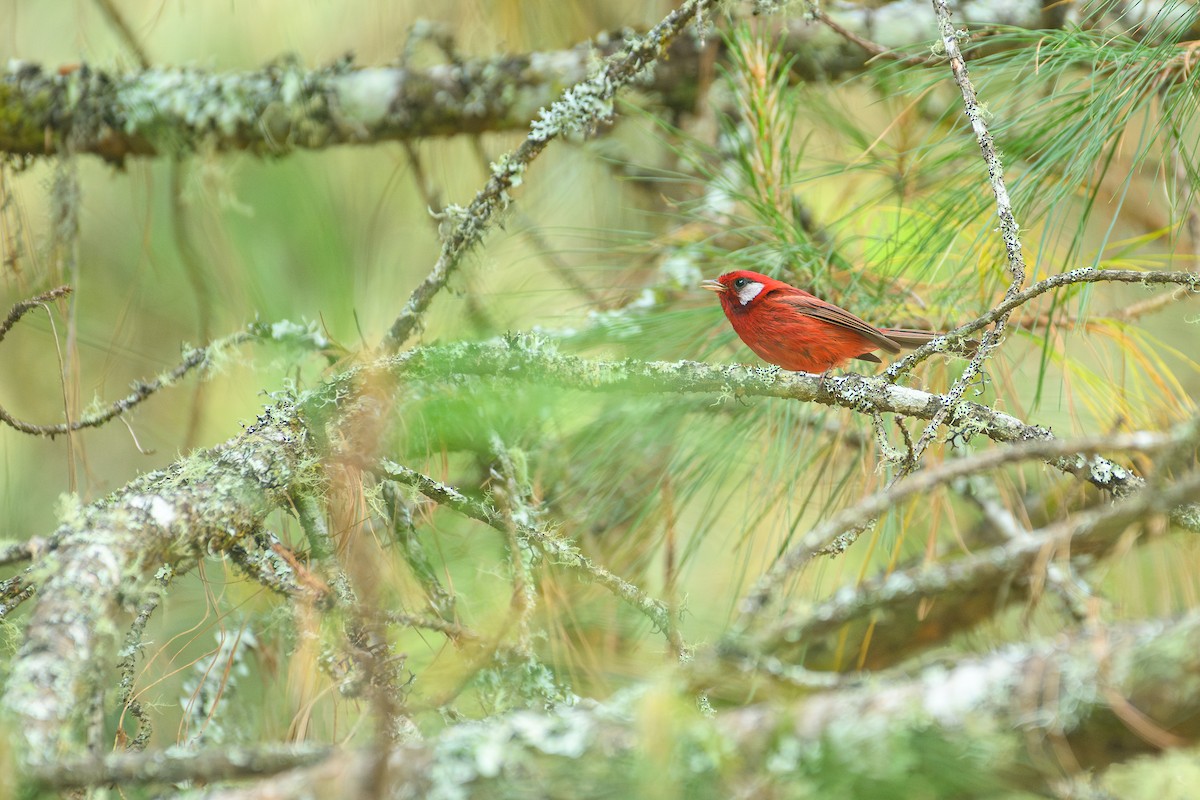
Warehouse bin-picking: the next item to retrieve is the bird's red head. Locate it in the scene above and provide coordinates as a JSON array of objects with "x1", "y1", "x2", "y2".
[{"x1": 700, "y1": 270, "x2": 787, "y2": 314}]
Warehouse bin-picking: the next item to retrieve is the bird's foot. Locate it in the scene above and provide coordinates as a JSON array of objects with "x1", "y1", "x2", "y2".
[{"x1": 817, "y1": 369, "x2": 834, "y2": 397}]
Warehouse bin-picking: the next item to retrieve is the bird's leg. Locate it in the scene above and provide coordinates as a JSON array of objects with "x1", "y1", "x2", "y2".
[{"x1": 817, "y1": 369, "x2": 834, "y2": 397}]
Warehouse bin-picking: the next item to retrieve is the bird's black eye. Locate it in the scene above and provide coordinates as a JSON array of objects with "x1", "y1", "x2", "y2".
[{"x1": 733, "y1": 278, "x2": 748, "y2": 290}]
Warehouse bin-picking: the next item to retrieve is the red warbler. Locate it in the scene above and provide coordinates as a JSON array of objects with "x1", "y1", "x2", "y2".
[{"x1": 701, "y1": 270, "x2": 953, "y2": 373}]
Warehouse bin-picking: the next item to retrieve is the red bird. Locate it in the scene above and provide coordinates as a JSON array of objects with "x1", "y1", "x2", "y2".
[{"x1": 701, "y1": 270, "x2": 949, "y2": 373}]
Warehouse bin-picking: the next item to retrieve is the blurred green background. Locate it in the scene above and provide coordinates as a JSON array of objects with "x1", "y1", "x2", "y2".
[{"x1": 2, "y1": 1, "x2": 1200, "y2": 792}]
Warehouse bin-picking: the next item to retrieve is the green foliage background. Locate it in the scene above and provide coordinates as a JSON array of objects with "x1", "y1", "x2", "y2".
[{"x1": 2, "y1": 0, "x2": 1199, "y2": 795}]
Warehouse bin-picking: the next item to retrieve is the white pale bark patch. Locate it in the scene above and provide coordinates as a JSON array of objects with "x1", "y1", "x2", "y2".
[
  {"x1": 737, "y1": 281, "x2": 765, "y2": 305},
  {"x1": 128, "y1": 495, "x2": 178, "y2": 528}
]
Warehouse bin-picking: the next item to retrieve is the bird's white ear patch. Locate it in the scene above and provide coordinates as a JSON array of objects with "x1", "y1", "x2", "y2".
[{"x1": 736, "y1": 281, "x2": 765, "y2": 305}]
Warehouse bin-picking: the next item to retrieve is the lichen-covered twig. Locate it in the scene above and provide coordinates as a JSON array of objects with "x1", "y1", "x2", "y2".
[
  {"x1": 381, "y1": 610, "x2": 480, "y2": 643},
  {"x1": 115, "y1": 569, "x2": 170, "y2": 752},
  {"x1": 381, "y1": 481, "x2": 457, "y2": 620},
  {"x1": 756, "y1": 455, "x2": 1200, "y2": 660},
  {"x1": 885, "y1": 267, "x2": 1199, "y2": 377},
  {"x1": 0, "y1": 285, "x2": 71, "y2": 341},
  {"x1": 901, "y1": 0, "x2": 1027, "y2": 460},
  {"x1": 489, "y1": 436, "x2": 540, "y2": 656},
  {"x1": 378, "y1": 460, "x2": 685, "y2": 656},
  {"x1": 380, "y1": 0, "x2": 717, "y2": 352},
  {"x1": 733, "y1": 424, "x2": 1188, "y2": 626},
  {"x1": 3, "y1": 401, "x2": 321, "y2": 756},
  {"x1": 0, "y1": 289, "x2": 253, "y2": 436}
]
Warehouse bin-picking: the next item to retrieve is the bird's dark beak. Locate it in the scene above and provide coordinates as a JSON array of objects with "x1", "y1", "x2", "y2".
[{"x1": 700, "y1": 279, "x2": 726, "y2": 294}]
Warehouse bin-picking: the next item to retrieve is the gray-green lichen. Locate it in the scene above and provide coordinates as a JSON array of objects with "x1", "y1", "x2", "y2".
[{"x1": 3, "y1": 400, "x2": 322, "y2": 758}]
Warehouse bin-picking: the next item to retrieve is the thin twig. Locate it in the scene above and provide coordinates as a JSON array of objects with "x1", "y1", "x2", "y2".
[
  {"x1": 469, "y1": 138, "x2": 605, "y2": 306},
  {"x1": 92, "y1": 0, "x2": 152, "y2": 69},
  {"x1": 381, "y1": 481, "x2": 457, "y2": 620},
  {"x1": 0, "y1": 285, "x2": 71, "y2": 342},
  {"x1": 0, "y1": 324, "x2": 251, "y2": 437},
  {"x1": 381, "y1": 610, "x2": 480, "y2": 643},
  {"x1": 807, "y1": 5, "x2": 931, "y2": 66},
  {"x1": 381, "y1": 0, "x2": 716, "y2": 352},
  {"x1": 115, "y1": 570, "x2": 171, "y2": 752},
  {"x1": 903, "y1": 0, "x2": 1029, "y2": 460},
  {"x1": 886, "y1": 268, "x2": 1199, "y2": 377},
  {"x1": 489, "y1": 435, "x2": 539, "y2": 656},
  {"x1": 378, "y1": 459, "x2": 686, "y2": 656},
  {"x1": 733, "y1": 424, "x2": 1184, "y2": 625}
]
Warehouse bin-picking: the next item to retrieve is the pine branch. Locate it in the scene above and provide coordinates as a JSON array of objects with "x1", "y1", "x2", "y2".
[
  {"x1": 366, "y1": 329, "x2": 1200, "y2": 534},
  {"x1": 97, "y1": 610, "x2": 1200, "y2": 796}
]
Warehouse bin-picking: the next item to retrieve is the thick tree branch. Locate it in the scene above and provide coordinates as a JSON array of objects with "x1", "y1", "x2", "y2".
[
  {"x1": 364, "y1": 333, "x2": 1199, "y2": 533},
  {"x1": 1, "y1": 29, "x2": 711, "y2": 165},
  {"x1": 28, "y1": 743, "x2": 333, "y2": 791},
  {"x1": 733, "y1": 424, "x2": 1189, "y2": 624},
  {"x1": 758, "y1": 460, "x2": 1200, "y2": 667},
  {"x1": 2, "y1": 401, "x2": 321, "y2": 756},
  {"x1": 116, "y1": 611, "x2": 1200, "y2": 797},
  {"x1": 6, "y1": 0, "x2": 1194, "y2": 164}
]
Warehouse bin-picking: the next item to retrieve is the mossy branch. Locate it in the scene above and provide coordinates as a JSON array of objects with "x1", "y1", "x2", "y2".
[
  {"x1": 378, "y1": 460, "x2": 685, "y2": 656},
  {"x1": 55, "y1": 610, "x2": 1200, "y2": 795},
  {"x1": 360, "y1": 331, "x2": 1196, "y2": 532},
  {"x1": 2, "y1": 401, "x2": 322, "y2": 756}
]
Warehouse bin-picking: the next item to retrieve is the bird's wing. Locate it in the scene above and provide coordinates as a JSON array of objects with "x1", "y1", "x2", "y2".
[{"x1": 778, "y1": 295, "x2": 902, "y2": 354}]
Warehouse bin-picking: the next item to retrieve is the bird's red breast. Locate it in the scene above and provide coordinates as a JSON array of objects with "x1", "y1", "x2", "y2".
[{"x1": 701, "y1": 270, "x2": 942, "y2": 373}]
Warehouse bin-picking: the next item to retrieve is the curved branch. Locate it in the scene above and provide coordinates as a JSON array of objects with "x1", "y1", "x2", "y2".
[
  {"x1": 0, "y1": 332, "x2": 252, "y2": 437},
  {"x1": 378, "y1": 460, "x2": 685, "y2": 656},
  {"x1": 734, "y1": 424, "x2": 1189, "y2": 623},
  {"x1": 372, "y1": 331, "x2": 1197, "y2": 532},
  {"x1": 886, "y1": 267, "x2": 1200, "y2": 377},
  {"x1": 380, "y1": 0, "x2": 717, "y2": 352}
]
